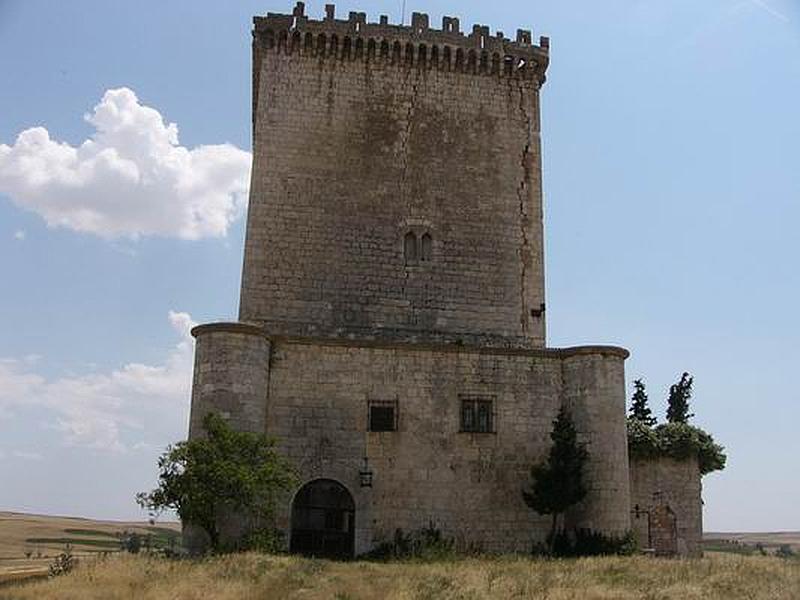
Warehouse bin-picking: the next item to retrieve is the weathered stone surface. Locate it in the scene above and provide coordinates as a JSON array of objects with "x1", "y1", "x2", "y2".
[
  {"x1": 240, "y1": 5, "x2": 548, "y2": 347},
  {"x1": 562, "y1": 354, "x2": 631, "y2": 536},
  {"x1": 264, "y1": 339, "x2": 628, "y2": 554},
  {"x1": 183, "y1": 3, "x2": 659, "y2": 557},
  {"x1": 629, "y1": 456, "x2": 703, "y2": 557},
  {"x1": 189, "y1": 324, "x2": 271, "y2": 437}
]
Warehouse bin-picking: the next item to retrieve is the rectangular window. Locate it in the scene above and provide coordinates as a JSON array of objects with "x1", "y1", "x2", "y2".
[
  {"x1": 368, "y1": 400, "x2": 397, "y2": 432},
  {"x1": 460, "y1": 395, "x2": 495, "y2": 433}
]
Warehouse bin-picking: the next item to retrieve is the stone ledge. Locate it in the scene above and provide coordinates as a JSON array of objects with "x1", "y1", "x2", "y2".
[
  {"x1": 191, "y1": 322, "x2": 269, "y2": 339},
  {"x1": 191, "y1": 321, "x2": 628, "y2": 360},
  {"x1": 275, "y1": 336, "x2": 629, "y2": 360},
  {"x1": 558, "y1": 346, "x2": 631, "y2": 360}
]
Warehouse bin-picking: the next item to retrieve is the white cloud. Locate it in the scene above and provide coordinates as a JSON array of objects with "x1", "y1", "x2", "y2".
[
  {"x1": 0, "y1": 88, "x2": 251, "y2": 240},
  {"x1": 13, "y1": 229, "x2": 25, "y2": 240},
  {"x1": 0, "y1": 311, "x2": 196, "y2": 451}
]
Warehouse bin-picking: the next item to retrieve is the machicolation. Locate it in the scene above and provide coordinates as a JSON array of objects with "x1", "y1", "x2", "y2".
[{"x1": 254, "y1": 2, "x2": 549, "y2": 78}]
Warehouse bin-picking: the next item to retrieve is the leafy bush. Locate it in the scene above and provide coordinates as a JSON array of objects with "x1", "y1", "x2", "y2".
[
  {"x1": 48, "y1": 544, "x2": 77, "y2": 578},
  {"x1": 627, "y1": 420, "x2": 726, "y2": 476},
  {"x1": 235, "y1": 528, "x2": 286, "y2": 554},
  {"x1": 119, "y1": 531, "x2": 142, "y2": 554},
  {"x1": 137, "y1": 412, "x2": 297, "y2": 553},
  {"x1": 361, "y1": 523, "x2": 459, "y2": 561},
  {"x1": 536, "y1": 529, "x2": 637, "y2": 558},
  {"x1": 626, "y1": 418, "x2": 662, "y2": 459}
]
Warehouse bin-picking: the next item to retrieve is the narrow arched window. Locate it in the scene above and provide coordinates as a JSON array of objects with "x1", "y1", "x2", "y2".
[
  {"x1": 404, "y1": 232, "x2": 418, "y2": 264},
  {"x1": 421, "y1": 233, "x2": 433, "y2": 261}
]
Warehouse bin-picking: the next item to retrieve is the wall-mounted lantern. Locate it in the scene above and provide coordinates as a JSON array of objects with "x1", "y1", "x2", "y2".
[{"x1": 359, "y1": 456, "x2": 373, "y2": 488}]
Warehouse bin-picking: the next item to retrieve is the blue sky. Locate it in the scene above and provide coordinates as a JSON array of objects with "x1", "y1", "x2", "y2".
[{"x1": 1, "y1": 0, "x2": 798, "y2": 531}]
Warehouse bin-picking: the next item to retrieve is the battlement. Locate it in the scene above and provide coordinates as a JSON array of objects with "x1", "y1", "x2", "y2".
[{"x1": 253, "y1": 2, "x2": 549, "y2": 83}]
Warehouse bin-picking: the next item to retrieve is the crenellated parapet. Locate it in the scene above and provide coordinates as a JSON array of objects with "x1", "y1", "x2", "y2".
[{"x1": 253, "y1": 2, "x2": 549, "y2": 84}]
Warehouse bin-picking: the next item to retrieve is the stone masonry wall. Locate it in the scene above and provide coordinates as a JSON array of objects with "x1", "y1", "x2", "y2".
[
  {"x1": 239, "y1": 8, "x2": 547, "y2": 347},
  {"x1": 629, "y1": 456, "x2": 703, "y2": 557},
  {"x1": 260, "y1": 338, "x2": 628, "y2": 555},
  {"x1": 188, "y1": 324, "x2": 271, "y2": 438},
  {"x1": 185, "y1": 324, "x2": 272, "y2": 552},
  {"x1": 562, "y1": 353, "x2": 631, "y2": 536}
]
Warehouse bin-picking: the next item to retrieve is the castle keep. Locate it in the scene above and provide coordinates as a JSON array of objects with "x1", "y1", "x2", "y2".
[{"x1": 187, "y1": 3, "x2": 702, "y2": 557}]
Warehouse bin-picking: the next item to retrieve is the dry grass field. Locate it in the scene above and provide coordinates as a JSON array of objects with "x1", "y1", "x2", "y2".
[
  {"x1": 0, "y1": 552, "x2": 798, "y2": 600},
  {"x1": 0, "y1": 512, "x2": 179, "y2": 582},
  {"x1": 1, "y1": 514, "x2": 798, "y2": 599},
  {"x1": 705, "y1": 531, "x2": 800, "y2": 553}
]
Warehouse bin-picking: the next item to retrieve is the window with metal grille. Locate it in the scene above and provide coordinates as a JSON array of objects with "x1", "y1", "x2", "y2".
[
  {"x1": 460, "y1": 395, "x2": 495, "y2": 433},
  {"x1": 368, "y1": 400, "x2": 397, "y2": 432}
]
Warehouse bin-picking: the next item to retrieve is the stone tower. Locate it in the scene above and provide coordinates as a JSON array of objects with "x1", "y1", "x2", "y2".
[
  {"x1": 187, "y1": 3, "x2": 633, "y2": 557},
  {"x1": 240, "y1": 2, "x2": 549, "y2": 348}
]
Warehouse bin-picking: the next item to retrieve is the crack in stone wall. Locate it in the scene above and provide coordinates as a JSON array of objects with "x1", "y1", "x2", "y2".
[
  {"x1": 398, "y1": 67, "x2": 421, "y2": 205},
  {"x1": 514, "y1": 77, "x2": 534, "y2": 336}
]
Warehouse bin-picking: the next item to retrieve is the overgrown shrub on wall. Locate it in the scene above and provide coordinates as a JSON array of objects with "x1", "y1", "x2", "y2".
[
  {"x1": 626, "y1": 374, "x2": 726, "y2": 476},
  {"x1": 628, "y1": 420, "x2": 726, "y2": 475}
]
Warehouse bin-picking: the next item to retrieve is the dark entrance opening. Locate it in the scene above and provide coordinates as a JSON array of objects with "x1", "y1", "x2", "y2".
[{"x1": 290, "y1": 479, "x2": 355, "y2": 559}]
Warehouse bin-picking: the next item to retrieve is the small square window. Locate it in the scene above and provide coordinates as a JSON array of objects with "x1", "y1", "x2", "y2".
[
  {"x1": 460, "y1": 395, "x2": 495, "y2": 433},
  {"x1": 368, "y1": 401, "x2": 397, "y2": 432}
]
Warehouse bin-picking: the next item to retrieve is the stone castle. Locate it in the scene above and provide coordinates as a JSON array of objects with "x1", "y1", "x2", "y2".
[{"x1": 187, "y1": 3, "x2": 702, "y2": 557}]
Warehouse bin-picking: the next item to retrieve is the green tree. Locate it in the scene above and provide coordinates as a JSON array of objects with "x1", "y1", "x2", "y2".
[
  {"x1": 666, "y1": 372, "x2": 695, "y2": 424},
  {"x1": 136, "y1": 412, "x2": 297, "y2": 552},
  {"x1": 629, "y1": 379, "x2": 657, "y2": 426},
  {"x1": 522, "y1": 407, "x2": 589, "y2": 553}
]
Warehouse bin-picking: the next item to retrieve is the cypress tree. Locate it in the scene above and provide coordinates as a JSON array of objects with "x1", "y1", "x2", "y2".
[
  {"x1": 666, "y1": 372, "x2": 695, "y2": 424},
  {"x1": 629, "y1": 378, "x2": 657, "y2": 426},
  {"x1": 522, "y1": 407, "x2": 588, "y2": 552}
]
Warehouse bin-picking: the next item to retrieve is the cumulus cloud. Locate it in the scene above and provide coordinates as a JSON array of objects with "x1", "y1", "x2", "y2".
[
  {"x1": 0, "y1": 88, "x2": 251, "y2": 239},
  {"x1": 0, "y1": 311, "x2": 195, "y2": 452},
  {"x1": 13, "y1": 229, "x2": 25, "y2": 241}
]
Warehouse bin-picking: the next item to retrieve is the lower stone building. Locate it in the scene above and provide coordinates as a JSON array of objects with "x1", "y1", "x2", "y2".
[
  {"x1": 629, "y1": 457, "x2": 703, "y2": 556},
  {"x1": 189, "y1": 324, "x2": 632, "y2": 555}
]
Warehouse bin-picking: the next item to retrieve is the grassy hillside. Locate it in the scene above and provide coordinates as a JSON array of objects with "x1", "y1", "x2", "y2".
[
  {"x1": 704, "y1": 532, "x2": 800, "y2": 555},
  {"x1": 0, "y1": 512, "x2": 179, "y2": 579},
  {"x1": 1, "y1": 552, "x2": 798, "y2": 600}
]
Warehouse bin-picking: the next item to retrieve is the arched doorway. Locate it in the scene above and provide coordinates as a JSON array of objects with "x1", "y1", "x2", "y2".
[{"x1": 290, "y1": 479, "x2": 355, "y2": 559}]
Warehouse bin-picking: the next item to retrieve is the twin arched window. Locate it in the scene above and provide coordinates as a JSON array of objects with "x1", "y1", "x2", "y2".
[{"x1": 404, "y1": 232, "x2": 433, "y2": 264}]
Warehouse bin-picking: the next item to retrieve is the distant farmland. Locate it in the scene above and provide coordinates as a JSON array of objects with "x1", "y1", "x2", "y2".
[{"x1": 0, "y1": 511, "x2": 179, "y2": 581}]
